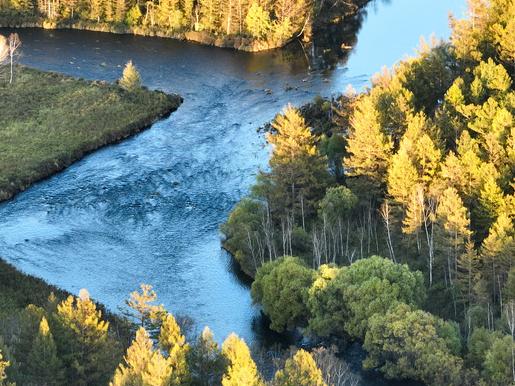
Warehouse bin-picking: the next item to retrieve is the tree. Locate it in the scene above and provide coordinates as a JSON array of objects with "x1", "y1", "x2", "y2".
[
  {"x1": 260, "y1": 104, "x2": 330, "y2": 224},
  {"x1": 344, "y1": 94, "x2": 392, "y2": 195},
  {"x1": 7, "y1": 33, "x2": 21, "y2": 84},
  {"x1": 306, "y1": 264, "x2": 347, "y2": 338},
  {"x1": 119, "y1": 60, "x2": 142, "y2": 91},
  {"x1": 54, "y1": 289, "x2": 120, "y2": 385},
  {"x1": 251, "y1": 256, "x2": 314, "y2": 332},
  {"x1": 337, "y1": 256, "x2": 425, "y2": 339},
  {"x1": 126, "y1": 5, "x2": 142, "y2": 25},
  {"x1": 484, "y1": 335, "x2": 515, "y2": 386},
  {"x1": 26, "y1": 317, "x2": 65, "y2": 385},
  {"x1": 111, "y1": 327, "x2": 172, "y2": 386},
  {"x1": 114, "y1": 0, "x2": 127, "y2": 23},
  {"x1": 188, "y1": 327, "x2": 226, "y2": 386},
  {"x1": 221, "y1": 333, "x2": 261, "y2": 386},
  {"x1": 245, "y1": 3, "x2": 271, "y2": 39},
  {"x1": 126, "y1": 283, "x2": 165, "y2": 332},
  {"x1": 363, "y1": 303, "x2": 464, "y2": 386},
  {"x1": 436, "y1": 187, "x2": 472, "y2": 286},
  {"x1": 274, "y1": 349, "x2": 326, "y2": 386},
  {"x1": 158, "y1": 313, "x2": 190, "y2": 385},
  {"x1": 199, "y1": 0, "x2": 221, "y2": 31}
]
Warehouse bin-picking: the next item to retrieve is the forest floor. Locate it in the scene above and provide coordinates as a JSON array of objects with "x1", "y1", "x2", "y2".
[{"x1": 0, "y1": 66, "x2": 182, "y2": 201}]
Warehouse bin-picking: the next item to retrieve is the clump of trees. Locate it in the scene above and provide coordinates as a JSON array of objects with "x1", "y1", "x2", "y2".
[
  {"x1": 0, "y1": 0, "x2": 371, "y2": 50},
  {"x1": 0, "y1": 280, "x2": 357, "y2": 385},
  {"x1": 225, "y1": 0, "x2": 515, "y2": 384}
]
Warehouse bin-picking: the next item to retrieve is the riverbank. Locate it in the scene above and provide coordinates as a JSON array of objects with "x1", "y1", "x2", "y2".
[
  {"x1": 0, "y1": 19, "x2": 288, "y2": 52},
  {"x1": 0, "y1": 0, "x2": 371, "y2": 53},
  {"x1": 0, "y1": 66, "x2": 182, "y2": 202}
]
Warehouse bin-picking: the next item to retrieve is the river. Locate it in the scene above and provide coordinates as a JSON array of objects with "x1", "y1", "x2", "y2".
[{"x1": 0, "y1": 0, "x2": 465, "y2": 383}]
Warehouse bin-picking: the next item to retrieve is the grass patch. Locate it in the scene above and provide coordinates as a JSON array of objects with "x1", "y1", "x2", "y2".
[{"x1": 0, "y1": 66, "x2": 182, "y2": 201}]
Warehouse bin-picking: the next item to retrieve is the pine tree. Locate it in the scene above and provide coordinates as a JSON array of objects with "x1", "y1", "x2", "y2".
[
  {"x1": 159, "y1": 313, "x2": 190, "y2": 385},
  {"x1": 436, "y1": 187, "x2": 472, "y2": 285},
  {"x1": 111, "y1": 327, "x2": 172, "y2": 386},
  {"x1": 274, "y1": 349, "x2": 326, "y2": 386},
  {"x1": 26, "y1": 317, "x2": 65, "y2": 385},
  {"x1": 119, "y1": 60, "x2": 142, "y2": 91},
  {"x1": 245, "y1": 2, "x2": 270, "y2": 39},
  {"x1": 260, "y1": 104, "x2": 330, "y2": 223},
  {"x1": 114, "y1": 0, "x2": 127, "y2": 23},
  {"x1": 189, "y1": 327, "x2": 226, "y2": 386},
  {"x1": 344, "y1": 94, "x2": 393, "y2": 195},
  {"x1": 90, "y1": 0, "x2": 103, "y2": 21},
  {"x1": 55, "y1": 289, "x2": 119, "y2": 385},
  {"x1": 481, "y1": 213, "x2": 515, "y2": 303},
  {"x1": 199, "y1": 0, "x2": 220, "y2": 32},
  {"x1": 221, "y1": 333, "x2": 262, "y2": 386}
]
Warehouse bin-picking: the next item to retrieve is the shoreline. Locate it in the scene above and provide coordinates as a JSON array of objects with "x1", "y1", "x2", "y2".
[
  {"x1": 0, "y1": 21, "x2": 291, "y2": 52},
  {"x1": 0, "y1": 66, "x2": 183, "y2": 203}
]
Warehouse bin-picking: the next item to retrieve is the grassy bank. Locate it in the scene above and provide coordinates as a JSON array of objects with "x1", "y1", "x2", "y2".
[{"x1": 0, "y1": 66, "x2": 182, "y2": 201}]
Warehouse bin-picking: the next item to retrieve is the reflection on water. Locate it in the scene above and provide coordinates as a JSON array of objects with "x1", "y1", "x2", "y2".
[{"x1": 0, "y1": 1, "x2": 464, "y2": 384}]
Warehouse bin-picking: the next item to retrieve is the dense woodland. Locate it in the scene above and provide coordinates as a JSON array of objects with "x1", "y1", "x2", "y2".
[
  {"x1": 222, "y1": 0, "x2": 515, "y2": 384},
  {"x1": 0, "y1": 259, "x2": 356, "y2": 385},
  {"x1": 0, "y1": 0, "x2": 514, "y2": 385},
  {"x1": 0, "y1": 0, "x2": 370, "y2": 50}
]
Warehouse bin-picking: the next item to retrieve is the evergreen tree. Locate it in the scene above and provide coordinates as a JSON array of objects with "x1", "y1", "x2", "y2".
[
  {"x1": 274, "y1": 349, "x2": 325, "y2": 386},
  {"x1": 111, "y1": 327, "x2": 172, "y2": 386},
  {"x1": 118, "y1": 60, "x2": 143, "y2": 92},
  {"x1": 114, "y1": 0, "x2": 127, "y2": 23},
  {"x1": 158, "y1": 313, "x2": 190, "y2": 385},
  {"x1": 189, "y1": 327, "x2": 226, "y2": 386},
  {"x1": 26, "y1": 317, "x2": 65, "y2": 385},
  {"x1": 344, "y1": 94, "x2": 392, "y2": 196},
  {"x1": 125, "y1": 283, "x2": 164, "y2": 330},
  {"x1": 245, "y1": 2, "x2": 271, "y2": 39},
  {"x1": 221, "y1": 334, "x2": 261, "y2": 386},
  {"x1": 258, "y1": 104, "x2": 330, "y2": 223},
  {"x1": 54, "y1": 289, "x2": 120, "y2": 385}
]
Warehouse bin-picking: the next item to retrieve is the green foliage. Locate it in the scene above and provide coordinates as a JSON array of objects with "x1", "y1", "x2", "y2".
[
  {"x1": 363, "y1": 303, "x2": 465, "y2": 386},
  {"x1": 0, "y1": 66, "x2": 180, "y2": 202},
  {"x1": 251, "y1": 256, "x2": 314, "y2": 332},
  {"x1": 337, "y1": 256, "x2": 426, "y2": 339},
  {"x1": 273, "y1": 349, "x2": 326, "y2": 386},
  {"x1": 220, "y1": 198, "x2": 266, "y2": 276},
  {"x1": 483, "y1": 335, "x2": 515, "y2": 386},
  {"x1": 26, "y1": 317, "x2": 65, "y2": 384},
  {"x1": 125, "y1": 5, "x2": 142, "y2": 26},
  {"x1": 318, "y1": 186, "x2": 357, "y2": 223},
  {"x1": 188, "y1": 327, "x2": 226, "y2": 386}
]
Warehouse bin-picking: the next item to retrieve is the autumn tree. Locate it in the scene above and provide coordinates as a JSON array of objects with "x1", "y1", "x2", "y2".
[
  {"x1": 119, "y1": 60, "x2": 142, "y2": 91},
  {"x1": 274, "y1": 349, "x2": 326, "y2": 386},
  {"x1": 111, "y1": 327, "x2": 172, "y2": 386},
  {"x1": 221, "y1": 334, "x2": 261, "y2": 386},
  {"x1": 125, "y1": 283, "x2": 165, "y2": 332},
  {"x1": 54, "y1": 289, "x2": 120, "y2": 385},
  {"x1": 159, "y1": 313, "x2": 190, "y2": 385}
]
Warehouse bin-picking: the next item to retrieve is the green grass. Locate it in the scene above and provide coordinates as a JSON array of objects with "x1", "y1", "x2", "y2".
[{"x1": 0, "y1": 66, "x2": 182, "y2": 201}]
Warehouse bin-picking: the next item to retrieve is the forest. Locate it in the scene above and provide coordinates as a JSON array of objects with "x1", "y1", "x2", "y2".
[
  {"x1": 0, "y1": 0, "x2": 370, "y2": 51},
  {"x1": 222, "y1": 0, "x2": 515, "y2": 384},
  {"x1": 0, "y1": 0, "x2": 513, "y2": 385}
]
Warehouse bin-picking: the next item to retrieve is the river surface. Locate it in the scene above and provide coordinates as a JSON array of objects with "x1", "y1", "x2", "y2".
[{"x1": 0, "y1": 0, "x2": 465, "y2": 383}]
